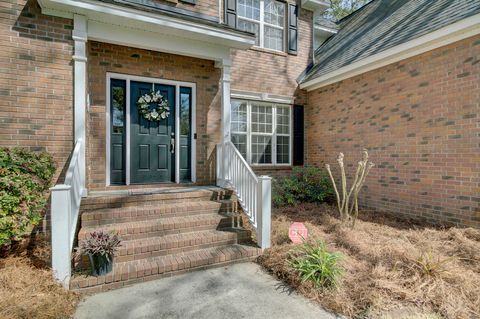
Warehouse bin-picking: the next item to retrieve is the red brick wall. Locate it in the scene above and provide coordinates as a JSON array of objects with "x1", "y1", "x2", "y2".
[
  {"x1": 0, "y1": 0, "x2": 74, "y2": 182},
  {"x1": 306, "y1": 35, "x2": 480, "y2": 227},
  {"x1": 231, "y1": 5, "x2": 312, "y2": 106},
  {"x1": 230, "y1": 4, "x2": 312, "y2": 173},
  {"x1": 86, "y1": 41, "x2": 221, "y2": 190}
]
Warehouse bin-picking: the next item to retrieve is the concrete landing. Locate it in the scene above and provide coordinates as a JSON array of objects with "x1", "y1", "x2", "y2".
[{"x1": 75, "y1": 262, "x2": 339, "y2": 319}]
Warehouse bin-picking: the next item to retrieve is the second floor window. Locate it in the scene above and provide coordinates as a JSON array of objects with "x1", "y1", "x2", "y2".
[{"x1": 237, "y1": 0, "x2": 285, "y2": 51}]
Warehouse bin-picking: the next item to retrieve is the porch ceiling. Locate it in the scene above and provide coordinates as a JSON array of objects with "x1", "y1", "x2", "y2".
[{"x1": 38, "y1": 0, "x2": 256, "y2": 62}]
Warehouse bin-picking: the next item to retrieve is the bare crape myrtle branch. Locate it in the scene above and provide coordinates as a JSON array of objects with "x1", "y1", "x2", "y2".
[{"x1": 325, "y1": 149, "x2": 374, "y2": 228}]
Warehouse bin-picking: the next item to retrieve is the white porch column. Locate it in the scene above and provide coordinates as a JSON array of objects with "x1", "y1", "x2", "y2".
[
  {"x1": 73, "y1": 15, "x2": 87, "y2": 197},
  {"x1": 217, "y1": 58, "x2": 232, "y2": 185}
]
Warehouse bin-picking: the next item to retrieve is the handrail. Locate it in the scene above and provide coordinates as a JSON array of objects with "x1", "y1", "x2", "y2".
[
  {"x1": 226, "y1": 141, "x2": 258, "y2": 183},
  {"x1": 50, "y1": 139, "x2": 85, "y2": 288},
  {"x1": 218, "y1": 141, "x2": 271, "y2": 249}
]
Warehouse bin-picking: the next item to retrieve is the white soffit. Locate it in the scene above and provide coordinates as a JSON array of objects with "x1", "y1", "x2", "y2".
[
  {"x1": 301, "y1": 13, "x2": 480, "y2": 91},
  {"x1": 301, "y1": 0, "x2": 329, "y2": 13},
  {"x1": 38, "y1": 0, "x2": 255, "y2": 59}
]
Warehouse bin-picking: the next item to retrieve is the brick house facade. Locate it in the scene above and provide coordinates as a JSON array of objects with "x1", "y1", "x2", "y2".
[
  {"x1": 0, "y1": 0, "x2": 74, "y2": 184},
  {"x1": 1, "y1": 0, "x2": 479, "y2": 229},
  {"x1": 306, "y1": 35, "x2": 480, "y2": 227}
]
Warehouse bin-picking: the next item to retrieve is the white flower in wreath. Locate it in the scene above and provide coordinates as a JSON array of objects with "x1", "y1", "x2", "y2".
[{"x1": 137, "y1": 90, "x2": 170, "y2": 122}]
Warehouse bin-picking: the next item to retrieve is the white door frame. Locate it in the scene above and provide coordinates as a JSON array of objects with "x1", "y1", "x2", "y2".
[{"x1": 106, "y1": 72, "x2": 197, "y2": 186}]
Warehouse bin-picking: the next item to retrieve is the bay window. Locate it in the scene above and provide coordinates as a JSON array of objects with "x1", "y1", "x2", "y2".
[
  {"x1": 237, "y1": 0, "x2": 285, "y2": 51},
  {"x1": 231, "y1": 100, "x2": 291, "y2": 165}
]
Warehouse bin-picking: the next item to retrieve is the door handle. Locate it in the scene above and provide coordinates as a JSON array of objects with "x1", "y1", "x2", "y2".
[{"x1": 170, "y1": 134, "x2": 175, "y2": 154}]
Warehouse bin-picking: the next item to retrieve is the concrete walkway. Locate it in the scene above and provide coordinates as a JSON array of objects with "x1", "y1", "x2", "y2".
[{"x1": 75, "y1": 262, "x2": 339, "y2": 319}]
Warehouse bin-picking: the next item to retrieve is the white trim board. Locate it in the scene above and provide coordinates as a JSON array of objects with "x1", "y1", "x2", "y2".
[
  {"x1": 38, "y1": 0, "x2": 254, "y2": 61},
  {"x1": 106, "y1": 72, "x2": 197, "y2": 186},
  {"x1": 231, "y1": 89, "x2": 295, "y2": 104},
  {"x1": 301, "y1": 13, "x2": 480, "y2": 91}
]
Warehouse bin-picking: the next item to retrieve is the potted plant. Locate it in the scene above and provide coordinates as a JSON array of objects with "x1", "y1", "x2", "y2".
[{"x1": 76, "y1": 230, "x2": 121, "y2": 276}]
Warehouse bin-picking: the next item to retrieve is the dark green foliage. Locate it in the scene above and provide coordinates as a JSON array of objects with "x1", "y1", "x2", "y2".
[
  {"x1": 290, "y1": 240, "x2": 343, "y2": 289},
  {"x1": 272, "y1": 166, "x2": 334, "y2": 207},
  {"x1": 0, "y1": 148, "x2": 56, "y2": 249},
  {"x1": 323, "y1": 0, "x2": 370, "y2": 21}
]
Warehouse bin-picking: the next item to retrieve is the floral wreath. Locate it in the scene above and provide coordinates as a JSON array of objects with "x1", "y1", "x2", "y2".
[{"x1": 137, "y1": 91, "x2": 170, "y2": 121}]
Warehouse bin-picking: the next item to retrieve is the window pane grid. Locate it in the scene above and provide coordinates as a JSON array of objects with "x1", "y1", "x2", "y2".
[
  {"x1": 251, "y1": 104, "x2": 273, "y2": 134},
  {"x1": 238, "y1": 18, "x2": 260, "y2": 46},
  {"x1": 232, "y1": 133, "x2": 247, "y2": 159},
  {"x1": 238, "y1": 0, "x2": 260, "y2": 20},
  {"x1": 238, "y1": 0, "x2": 284, "y2": 52},
  {"x1": 276, "y1": 106, "x2": 289, "y2": 135},
  {"x1": 264, "y1": 0, "x2": 284, "y2": 27},
  {"x1": 230, "y1": 99, "x2": 291, "y2": 165},
  {"x1": 231, "y1": 101, "x2": 248, "y2": 133},
  {"x1": 251, "y1": 135, "x2": 272, "y2": 164},
  {"x1": 276, "y1": 135, "x2": 289, "y2": 164}
]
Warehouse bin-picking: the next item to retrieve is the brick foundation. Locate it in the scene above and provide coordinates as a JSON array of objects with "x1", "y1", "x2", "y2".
[{"x1": 306, "y1": 35, "x2": 480, "y2": 227}]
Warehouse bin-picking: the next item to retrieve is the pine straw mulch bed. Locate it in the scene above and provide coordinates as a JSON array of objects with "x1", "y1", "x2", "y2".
[
  {"x1": 0, "y1": 235, "x2": 80, "y2": 319},
  {"x1": 257, "y1": 204, "x2": 480, "y2": 319}
]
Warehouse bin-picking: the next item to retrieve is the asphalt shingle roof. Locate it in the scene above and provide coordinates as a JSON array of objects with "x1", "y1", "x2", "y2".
[{"x1": 303, "y1": 0, "x2": 480, "y2": 83}]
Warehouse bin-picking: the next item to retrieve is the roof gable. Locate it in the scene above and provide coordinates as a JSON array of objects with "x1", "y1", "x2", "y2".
[{"x1": 303, "y1": 0, "x2": 480, "y2": 83}]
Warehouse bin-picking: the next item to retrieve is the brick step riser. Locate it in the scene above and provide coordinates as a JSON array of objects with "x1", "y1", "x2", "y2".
[
  {"x1": 78, "y1": 220, "x2": 234, "y2": 242},
  {"x1": 115, "y1": 237, "x2": 249, "y2": 263},
  {"x1": 71, "y1": 254, "x2": 258, "y2": 292},
  {"x1": 81, "y1": 193, "x2": 235, "y2": 211},
  {"x1": 80, "y1": 207, "x2": 238, "y2": 227}
]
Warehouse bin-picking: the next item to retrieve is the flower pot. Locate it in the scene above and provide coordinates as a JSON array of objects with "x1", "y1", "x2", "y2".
[{"x1": 88, "y1": 253, "x2": 113, "y2": 276}]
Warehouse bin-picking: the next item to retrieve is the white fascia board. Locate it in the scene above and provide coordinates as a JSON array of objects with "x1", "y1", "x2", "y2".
[
  {"x1": 314, "y1": 25, "x2": 338, "y2": 35},
  {"x1": 301, "y1": 13, "x2": 480, "y2": 91},
  {"x1": 301, "y1": 0, "x2": 330, "y2": 13},
  {"x1": 231, "y1": 89, "x2": 294, "y2": 104},
  {"x1": 38, "y1": 0, "x2": 255, "y2": 50},
  {"x1": 88, "y1": 21, "x2": 230, "y2": 62}
]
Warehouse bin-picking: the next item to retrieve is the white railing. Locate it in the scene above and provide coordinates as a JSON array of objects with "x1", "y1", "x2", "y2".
[
  {"x1": 50, "y1": 139, "x2": 85, "y2": 288},
  {"x1": 217, "y1": 141, "x2": 271, "y2": 249}
]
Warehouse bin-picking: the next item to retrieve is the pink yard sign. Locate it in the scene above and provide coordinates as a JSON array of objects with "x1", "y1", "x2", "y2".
[{"x1": 288, "y1": 222, "x2": 308, "y2": 244}]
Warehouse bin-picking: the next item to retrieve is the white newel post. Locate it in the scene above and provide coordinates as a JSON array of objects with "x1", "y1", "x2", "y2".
[
  {"x1": 218, "y1": 58, "x2": 232, "y2": 185},
  {"x1": 73, "y1": 14, "x2": 87, "y2": 197},
  {"x1": 256, "y1": 176, "x2": 272, "y2": 249},
  {"x1": 50, "y1": 185, "x2": 72, "y2": 288}
]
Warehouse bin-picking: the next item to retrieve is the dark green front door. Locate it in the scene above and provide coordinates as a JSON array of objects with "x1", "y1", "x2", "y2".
[{"x1": 130, "y1": 81, "x2": 175, "y2": 184}]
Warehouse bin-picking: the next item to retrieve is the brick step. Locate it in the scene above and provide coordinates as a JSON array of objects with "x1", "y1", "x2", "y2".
[
  {"x1": 81, "y1": 188, "x2": 234, "y2": 211},
  {"x1": 70, "y1": 244, "x2": 262, "y2": 292},
  {"x1": 78, "y1": 213, "x2": 234, "y2": 241},
  {"x1": 113, "y1": 229, "x2": 251, "y2": 262},
  {"x1": 80, "y1": 200, "x2": 238, "y2": 227}
]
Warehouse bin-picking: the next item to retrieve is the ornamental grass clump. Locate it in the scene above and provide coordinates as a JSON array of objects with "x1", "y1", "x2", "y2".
[
  {"x1": 76, "y1": 231, "x2": 121, "y2": 276},
  {"x1": 325, "y1": 149, "x2": 374, "y2": 228},
  {"x1": 77, "y1": 231, "x2": 121, "y2": 257},
  {"x1": 290, "y1": 240, "x2": 342, "y2": 289}
]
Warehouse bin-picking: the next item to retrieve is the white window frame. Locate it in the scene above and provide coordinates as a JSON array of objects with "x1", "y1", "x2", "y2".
[
  {"x1": 231, "y1": 99, "x2": 292, "y2": 166},
  {"x1": 237, "y1": 0, "x2": 286, "y2": 52}
]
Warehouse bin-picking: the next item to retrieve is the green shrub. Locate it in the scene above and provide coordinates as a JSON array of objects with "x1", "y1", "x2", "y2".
[
  {"x1": 290, "y1": 240, "x2": 343, "y2": 289},
  {"x1": 0, "y1": 148, "x2": 55, "y2": 249},
  {"x1": 272, "y1": 166, "x2": 334, "y2": 207}
]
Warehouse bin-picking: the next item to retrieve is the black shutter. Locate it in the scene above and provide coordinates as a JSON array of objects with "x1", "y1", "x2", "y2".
[
  {"x1": 287, "y1": 4, "x2": 298, "y2": 55},
  {"x1": 293, "y1": 105, "x2": 304, "y2": 166},
  {"x1": 225, "y1": 0, "x2": 237, "y2": 28}
]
